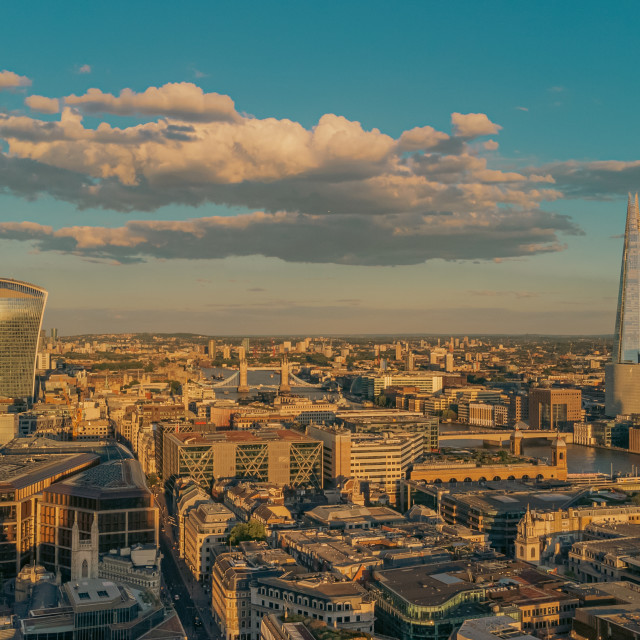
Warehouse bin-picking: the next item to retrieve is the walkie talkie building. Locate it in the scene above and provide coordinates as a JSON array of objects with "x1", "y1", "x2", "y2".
[{"x1": 0, "y1": 278, "x2": 48, "y2": 402}]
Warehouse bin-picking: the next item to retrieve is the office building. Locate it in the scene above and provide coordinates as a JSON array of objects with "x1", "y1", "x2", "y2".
[
  {"x1": 606, "y1": 193, "x2": 640, "y2": 416},
  {"x1": 183, "y1": 501, "x2": 237, "y2": 587},
  {"x1": 453, "y1": 617, "x2": 536, "y2": 640},
  {"x1": 528, "y1": 388, "x2": 582, "y2": 430},
  {"x1": 306, "y1": 424, "x2": 423, "y2": 502},
  {"x1": 0, "y1": 453, "x2": 98, "y2": 578},
  {"x1": 163, "y1": 429, "x2": 323, "y2": 490},
  {"x1": 19, "y1": 578, "x2": 172, "y2": 640},
  {"x1": 251, "y1": 573, "x2": 375, "y2": 633},
  {"x1": 211, "y1": 545, "x2": 298, "y2": 640},
  {"x1": 38, "y1": 459, "x2": 159, "y2": 582},
  {"x1": 0, "y1": 278, "x2": 48, "y2": 402},
  {"x1": 360, "y1": 373, "x2": 443, "y2": 399},
  {"x1": 208, "y1": 339, "x2": 216, "y2": 357}
]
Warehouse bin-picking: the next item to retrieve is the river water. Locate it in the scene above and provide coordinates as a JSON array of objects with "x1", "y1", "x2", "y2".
[
  {"x1": 439, "y1": 423, "x2": 640, "y2": 476},
  {"x1": 203, "y1": 367, "x2": 339, "y2": 403}
]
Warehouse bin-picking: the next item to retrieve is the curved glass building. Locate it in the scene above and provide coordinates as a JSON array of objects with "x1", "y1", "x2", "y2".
[{"x1": 0, "y1": 278, "x2": 48, "y2": 402}]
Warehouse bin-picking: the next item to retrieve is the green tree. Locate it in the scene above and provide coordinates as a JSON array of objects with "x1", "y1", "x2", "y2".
[
  {"x1": 168, "y1": 380, "x2": 182, "y2": 395},
  {"x1": 228, "y1": 520, "x2": 267, "y2": 546},
  {"x1": 147, "y1": 473, "x2": 158, "y2": 487}
]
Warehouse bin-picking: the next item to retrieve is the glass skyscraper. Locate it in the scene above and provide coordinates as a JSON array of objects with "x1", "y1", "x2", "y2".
[
  {"x1": 606, "y1": 194, "x2": 640, "y2": 416},
  {"x1": 613, "y1": 193, "x2": 640, "y2": 363},
  {"x1": 0, "y1": 278, "x2": 48, "y2": 402}
]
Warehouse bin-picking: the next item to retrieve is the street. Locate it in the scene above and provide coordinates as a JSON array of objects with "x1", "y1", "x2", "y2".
[{"x1": 154, "y1": 487, "x2": 223, "y2": 640}]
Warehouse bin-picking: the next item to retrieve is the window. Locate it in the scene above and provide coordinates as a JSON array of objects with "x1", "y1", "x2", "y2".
[
  {"x1": 97, "y1": 590, "x2": 108, "y2": 598},
  {"x1": 78, "y1": 592, "x2": 90, "y2": 600}
]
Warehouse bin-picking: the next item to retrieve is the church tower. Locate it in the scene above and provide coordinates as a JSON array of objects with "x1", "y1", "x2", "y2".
[
  {"x1": 515, "y1": 505, "x2": 540, "y2": 562},
  {"x1": 70, "y1": 516, "x2": 99, "y2": 580}
]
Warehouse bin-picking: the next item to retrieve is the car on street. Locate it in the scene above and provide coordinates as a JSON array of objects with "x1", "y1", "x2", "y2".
[{"x1": 174, "y1": 594, "x2": 180, "y2": 601}]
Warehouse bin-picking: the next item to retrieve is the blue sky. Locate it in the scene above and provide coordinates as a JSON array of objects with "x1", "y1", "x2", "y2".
[{"x1": 0, "y1": 1, "x2": 637, "y2": 334}]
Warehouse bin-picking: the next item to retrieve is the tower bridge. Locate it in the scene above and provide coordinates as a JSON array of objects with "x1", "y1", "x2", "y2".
[{"x1": 210, "y1": 358, "x2": 322, "y2": 391}]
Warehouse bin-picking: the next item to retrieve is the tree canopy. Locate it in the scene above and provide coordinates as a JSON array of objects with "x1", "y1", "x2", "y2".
[{"x1": 228, "y1": 520, "x2": 267, "y2": 546}]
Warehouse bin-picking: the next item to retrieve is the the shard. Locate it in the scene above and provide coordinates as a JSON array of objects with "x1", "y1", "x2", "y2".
[
  {"x1": 613, "y1": 193, "x2": 640, "y2": 363},
  {"x1": 605, "y1": 194, "x2": 640, "y2": 416}
]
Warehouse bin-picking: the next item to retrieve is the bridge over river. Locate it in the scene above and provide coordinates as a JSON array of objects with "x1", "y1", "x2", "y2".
[{"x1": 440, "y1": 428, "x2": 574, "y2": 445}]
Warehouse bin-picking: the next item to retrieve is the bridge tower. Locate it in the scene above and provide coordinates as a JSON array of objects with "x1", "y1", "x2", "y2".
[
  {"x1": 551, "y1": 436, "x2": 567, "y2": 468},
  {"x1": 510, "y1": 428, "x2": 523, "y2": 456},
  {"x1": 279, "y1": 354, "x2": 291, "y2": 394},
  {"x1": 238, "y1": 358, "x2": 250, "y2": 393}
]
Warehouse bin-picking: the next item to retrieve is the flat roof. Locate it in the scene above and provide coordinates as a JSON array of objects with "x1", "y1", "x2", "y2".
[
  {"x1": 0, "y1": 453, "x2": 98, "y2": 491},
  {"x1": 45, "y1": 459, "x2": 150, "y2": 498},
  {"x1": 169, "y1": 429, "x2": 316, "y2": 445}
]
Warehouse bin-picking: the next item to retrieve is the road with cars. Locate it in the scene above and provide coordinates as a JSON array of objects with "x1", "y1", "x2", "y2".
[{"x1": 153, "y1": 486, "x2": 222, "y2": 640}]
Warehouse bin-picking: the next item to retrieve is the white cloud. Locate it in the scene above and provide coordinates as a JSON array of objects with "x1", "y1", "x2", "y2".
[
  {"x1": 0, "y1": 79, "x2": 585, "y2": 266},
  {"x1": 77, "y1": 64, "x2": 92, "y2": 74},
  {"x1": 24, "y1": 95, "x2": 60, "y2": 114},
  {"x1": 64, "y1": 82, "x2": 240, "y2": 122},
  {"x1": 451, "y1": 112, "x2": 502, "y2": 138},
  {"x1": 0, "y1": 69, "x2": 31, "y2": 89}
]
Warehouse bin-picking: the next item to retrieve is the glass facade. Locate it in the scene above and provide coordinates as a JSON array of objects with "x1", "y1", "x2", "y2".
[
  {"x1": 614, "y1": 194, "x2": 640, "y2": 363},
  {"x1": 0, "y1": 278, "x2": 47, "y2": 401}
]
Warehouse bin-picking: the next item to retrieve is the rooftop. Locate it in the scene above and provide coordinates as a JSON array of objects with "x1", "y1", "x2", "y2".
[
  {"x1": 170, "y1": 428, "x2": 316, "y2": 445},
  {"x1": 0, "y1": 453, "x2": 98, "y2": 491}
]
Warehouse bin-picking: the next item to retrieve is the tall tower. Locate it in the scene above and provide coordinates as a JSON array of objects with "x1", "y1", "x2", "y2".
[
  {"x1": 606, "y1": 194, "x2": 640, "y2": 416},
  {"x1": 0, "y1": 279, "x2": 48, "y2": 403},
  {"x1": 238, "y1": 358, "x2": 250, "y2": 393},
  {"x1": 279, "y1": 355, "x2": 291, "y2": 394}
]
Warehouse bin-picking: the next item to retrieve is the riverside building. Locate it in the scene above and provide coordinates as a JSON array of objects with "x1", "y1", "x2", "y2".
[{"x1": 606, "y1": 193, "x2": 640, "y2": 416}]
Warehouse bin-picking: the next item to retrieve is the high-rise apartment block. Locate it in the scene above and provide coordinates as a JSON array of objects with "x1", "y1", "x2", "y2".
[
  {"x1": 606, "y1": 194, "x2": 640, "y2": 416},
  {"x1": 0, "y1": 278, "x2": 48, "y2": 402},
  {"x1": 208, "y1": 339, "x2": 216, "y2": 357}
]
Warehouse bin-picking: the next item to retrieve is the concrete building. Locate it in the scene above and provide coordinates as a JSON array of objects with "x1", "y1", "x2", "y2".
[
  {"x1": 410, "y1": 438, "x2": 568, "y2": 488},
  {"x1": 306, "y1": 424, "x2": 423, "y2": 502},
  {"x1": 453, "y1": 617, "x2": 536, "y2": 640},
  {"x1": 211, "y1": 545, "x2": 299, "y2": 640},
  {"x1": 360, "y1": 373, "x2": 443, "y2": 399},
  {"x1": 98, "y1": 545, "x2": 162, "y2": 595},
  {"x1": 515, "y1": 502, "x2": 640, "y2": 566},
  {"x1": 251, "y1": 573, "x2": 375, "y2": 634},
  {"x1": 37, "y1": 459, "x2": 159, "y2": 582},
  {"x1": 163, "y1": 429, "x2": 323, "y2": 490},
  {"x1": 0, "y1": 453, "x2": 97, "y2": 578},
  {"x1": 183, "y1": 501, "x2": 237, "y2": 587},
  {"x1": 19, "y1": 578, "x2": 172, "y2": 640},
  {"x1": 528, "y1": 388, "x2": 582, "y2": 430}
]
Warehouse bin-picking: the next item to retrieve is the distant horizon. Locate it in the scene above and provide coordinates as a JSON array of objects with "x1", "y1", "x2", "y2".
[{"x1": 50, "y1": 329, "x2": 615, "y2": 341}]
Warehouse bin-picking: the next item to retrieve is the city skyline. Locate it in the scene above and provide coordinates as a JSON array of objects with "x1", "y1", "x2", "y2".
[{"x1": 2, "y1": 2, "x2": 640, "y2": 334}]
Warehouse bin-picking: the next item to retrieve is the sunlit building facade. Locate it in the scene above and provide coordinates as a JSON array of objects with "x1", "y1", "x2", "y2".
[
  {"x1": 606, "y1": 194, "x2": 640, "y2": 416},
  {"x1": 0, "y1": 278, "x2": 48, "y2": 402}
]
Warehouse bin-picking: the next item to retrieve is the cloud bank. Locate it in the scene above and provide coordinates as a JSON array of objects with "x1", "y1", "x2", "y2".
[{"x1": 0, "y1": 74, "x2": 611, "y2": 266}]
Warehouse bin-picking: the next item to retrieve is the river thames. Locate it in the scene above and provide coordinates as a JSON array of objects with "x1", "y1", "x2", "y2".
[
  {"x1": 439, "y1": 423, "x2": 640, "y2": 476},
  {"x1": 203, "y1": 368, "x2": 640, "y2": 476}
]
